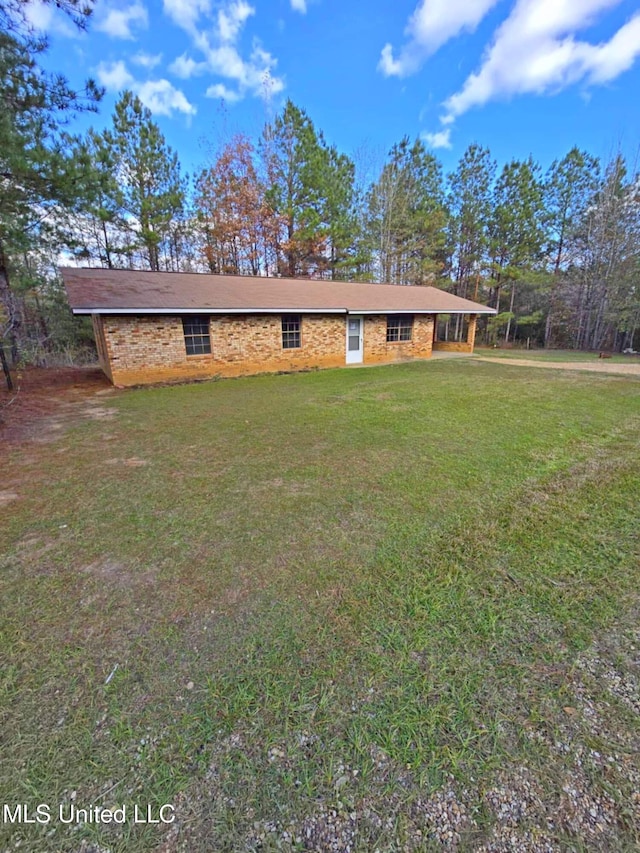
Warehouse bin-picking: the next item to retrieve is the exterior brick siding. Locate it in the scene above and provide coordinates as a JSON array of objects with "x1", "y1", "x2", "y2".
[
  {"x1": 95, "y1": 312, "x2": 441, "y2": 387},
  {"x1": 364, "y1": 315, "x2": 434, "y2": 364}
]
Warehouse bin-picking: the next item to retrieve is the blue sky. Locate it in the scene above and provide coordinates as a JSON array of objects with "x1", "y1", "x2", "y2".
[{"x1": 30, "y1": 0, "x2": 640, "y2": 180}]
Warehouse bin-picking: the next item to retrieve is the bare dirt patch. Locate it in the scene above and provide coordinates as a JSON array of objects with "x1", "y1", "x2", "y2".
[
  {"x1": 476, "y1": 356, "x2": 640, "y2": 376},
  {"x1": 104, "y1": 457, "x2": 150, "y2": 467},
  {"x1": 0, "y1": 367, "x2": 113, "y2": 443},
  {"x1": 81, "y1": 405, "x2": 117, "y2": 420},
  {"x1": 81, "y1": 557, "x2": 156, "y2": 590}
]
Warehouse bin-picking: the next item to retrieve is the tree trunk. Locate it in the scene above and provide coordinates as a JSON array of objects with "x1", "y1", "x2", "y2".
[
  {"x1": 544, "y1": 275, "x2": 559, "y2": 348},
  {"x1": 0, "y1": 341, "x2": 13, "y2": 391},
  {"x1": 504, "y1": 284, "x2": 516, "y2": 343},
  {"x1": 32, "y1": 290, "x2": 50, "y2": 351},
  {"x1": 0, "y1": 243, "x2": 20, "y2": 365},
  {"x1": 102, "y1": 220, "x2": 113, "y2": 269},
  {"x1": 544, "y1": 309, "x2": 552, "y2": 348}
]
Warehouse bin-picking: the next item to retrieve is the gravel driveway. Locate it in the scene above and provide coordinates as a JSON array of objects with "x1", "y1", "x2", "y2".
[{"x1": 475, "y1": 357, "x2": 640, "y2": 376}]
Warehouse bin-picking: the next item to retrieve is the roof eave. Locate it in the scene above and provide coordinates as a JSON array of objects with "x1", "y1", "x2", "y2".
[
  {"x1": 348, "y1": 308, "x2": 496, "y2": 315},
  {"x1": 75, "y1": 307, "x2": 349, "y2": 315},
  {"x1": 75, "y1": 306, "x2": 496, "y2": 315}
]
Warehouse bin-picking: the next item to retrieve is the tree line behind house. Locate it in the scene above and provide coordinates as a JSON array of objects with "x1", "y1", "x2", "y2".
[{"x1": 1, "y1": 0, "x2": 639, "y2": 379}]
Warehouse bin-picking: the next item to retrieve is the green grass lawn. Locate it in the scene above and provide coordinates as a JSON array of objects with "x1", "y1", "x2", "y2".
[
  {"x1": 475, "y1": 346, "x2": 639, "y2": 363},
  {"x1": 1, "y1": 361, "x2": 639, "y2": 851}
]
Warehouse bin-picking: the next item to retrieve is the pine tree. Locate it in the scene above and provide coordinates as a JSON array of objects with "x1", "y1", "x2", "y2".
[
  {"x1": 322, "y1": 146, "x2": 360, "y2": 280},
  {"x1": 447, "y1": 144, "x2": 495, "y2": 293},
  {"x1": 260, "y1": 100, "x2": 332, "y2": 277},
  {"x1": 66, "y1": 128, "x2": 134, "y2": 268},
  {"x1": 102, "y1": 91, "x2": 186, "y2": 271},
  {"x1": 446, "y1": 143, "x2": 496, "y2": 340},
  {"x1": 0, "y1": 14, "x2": 101, "y2": 385},
  {"x1": 543, "y1": 148, "x2": 599, "y2": 346},
  {"x1": 366, "y1": 137, "x2": 447, "y2": 285},
  {"x1": 489, "y1": 158, "x2": 545, "y2": 342},
  {"x1": 572, "y1": 155, "x2": 639, "y2": 350}
]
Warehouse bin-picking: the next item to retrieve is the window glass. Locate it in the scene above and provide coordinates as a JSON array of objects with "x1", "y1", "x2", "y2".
[
  {"x1": 282, "y1": 316, "x2": 301, "y2": 349},
  {"x1": 386, "y1": 315, "x2": 413, "y2": 343},
  {"x1": 183, "y1": 317, "x2": 211, "y2": 355}
]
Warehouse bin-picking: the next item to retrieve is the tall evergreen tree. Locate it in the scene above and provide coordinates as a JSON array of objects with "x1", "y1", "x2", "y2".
[
  {"x1": 447, "y1": 143, "x2": 495, "y2": 295},
  {"x1": 446, "y1": 143, "x2": 496, "y2": 339},
  {"x1": 261, "y1": 100, "x2": 336, "y2": 278},
  {"x1": 366, "y1": 137, "x2": 447, "y2": 285},
  {"x1": 543, "y1": 148, "x2": 599, "y2": 345},
  {"x1": 0, "y1": 6, "x2": 101, "y2": 385},
  {"x1": 67, "y1": 128, "x2": 133, "y2": 268},
  {"x1": 322, "y1": 145, "x2": 360, "y2": 280},
  {"x1": 101, "y1": 91, "x2": 186, "y2": 271},
  {"x1": 489, "y1": 157, "x2": 545, "y2": 342},
  {"x1": 572, "y1": 155, "x2": 640, "y2": 350}
]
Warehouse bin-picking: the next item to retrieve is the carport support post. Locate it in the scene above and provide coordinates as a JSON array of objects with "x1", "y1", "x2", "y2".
[{"x1": 467, "y1": 314, "x2": 477, "y2": 352}]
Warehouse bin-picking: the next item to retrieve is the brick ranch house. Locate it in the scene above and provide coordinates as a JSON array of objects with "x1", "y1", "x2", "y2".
[{"x1": 62, "y1": 268, "x2": 495, "y2": 387}]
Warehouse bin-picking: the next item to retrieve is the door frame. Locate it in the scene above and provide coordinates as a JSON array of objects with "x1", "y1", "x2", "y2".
[{"x1": 346, "y1": 314, "x2": 364, "y2": 364}]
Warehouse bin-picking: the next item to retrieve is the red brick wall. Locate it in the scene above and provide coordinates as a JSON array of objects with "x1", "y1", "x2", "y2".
[
  {"x1": 363, "y1": 315, "x2": 434, "y2": 364},
  {"x1": 101, "y1": 314, "x2": 345, "y2": 386},
  {"x1": 98, "y1": 312, "x2": 437, "y2": 387},
  {"x1": 432, "y1": 341, "x2": 473, "y2": 353}
]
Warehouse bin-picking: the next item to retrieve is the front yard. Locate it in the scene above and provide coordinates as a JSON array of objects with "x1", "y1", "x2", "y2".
[{"x1": 1, "y1": 360, "x2": 638, "y2": 851}]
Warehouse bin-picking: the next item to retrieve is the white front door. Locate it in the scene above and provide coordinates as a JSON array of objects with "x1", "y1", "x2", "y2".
[{"x1": 346, "y1": 315, "x2": 364, "y2": 364}]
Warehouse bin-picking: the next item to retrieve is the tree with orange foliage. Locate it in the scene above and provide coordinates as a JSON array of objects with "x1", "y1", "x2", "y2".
[{"x1": 195, "y1": 135, "x2": 280, "y2": 276}]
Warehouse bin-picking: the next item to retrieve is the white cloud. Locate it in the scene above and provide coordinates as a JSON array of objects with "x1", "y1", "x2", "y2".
[
  {"x1": 132, "y1": 51, "x2": 163, "y2": 69},
  {"x1": 443, "y1": 0, "x2": 640, "y2": 121},
  {"x1": 137, "y1": 79, "x2": 197, "y2": 116},
  {"x1": 96, "y1": 59, "x2": 135, "y2": 90},
  {"x1": 23, "y1": 0, "x2": 77, "y2": 36},
  {"x1": 96, "y1": 1, "x2": 149, "y2": 39},
  {"x1": 218, "y1": 0, "x2": 254, "y2": 41},
  {"x1": 205, "y1": 82, "x2": 242, "y2": 102},
  {"x1": 196, "y1": 39, "x2": 284, "y2": 96},
  {"x1": 164, "y1": 0, "x2": 285, "y2": 102},
  {"x1": 218, "y1": 47, "x2": 281, "y2": 100},
  {"x1": 169, "y1": 53, "x2": 207, "y2": 78},
  {"x1": 163, "y1": 0, "x2": 211, "y2": 33},
  {"x1": 379, "y1": 0, "x2": 500, "y2": 77},
  {"x1": 290, "y1": 0, "x2": 307, "y2": 12},
  {"x1": 96, "y1": 60, "x2": 196, "y2": 117},
  {"x1": 421, "y1": 128, "x2": 452, "y2": 149},
  {"x1": 379, "y1": 44, "x2": 403, "y2": 77},
  {"x1": 587, "y1": 13, "x2": 640, "y2": 82}
]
